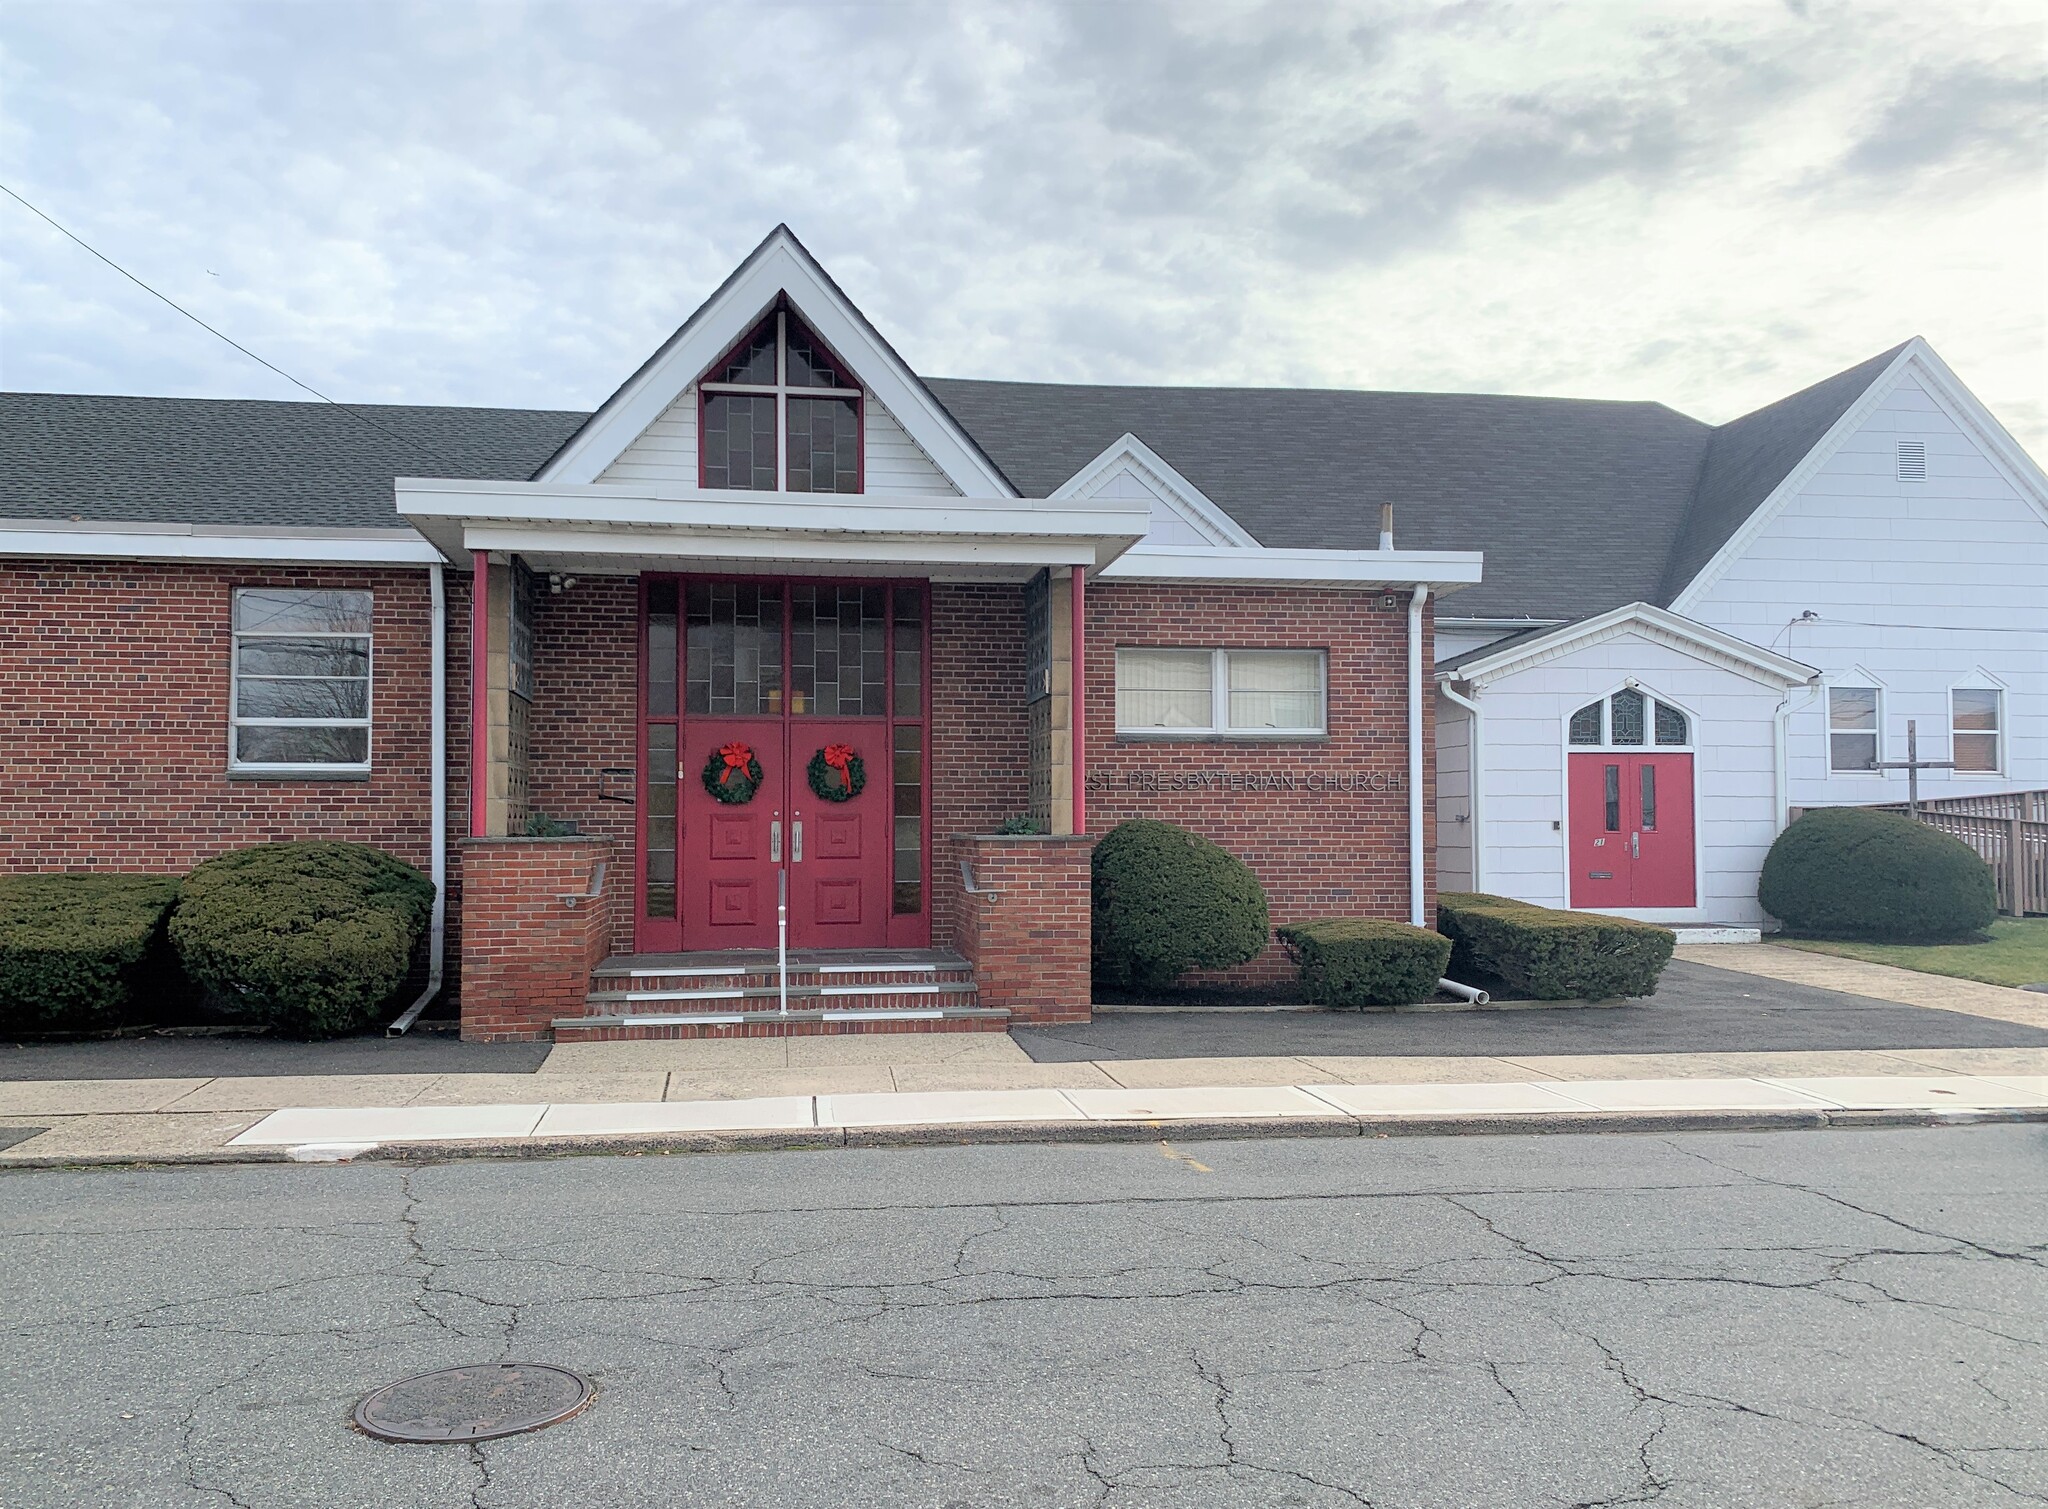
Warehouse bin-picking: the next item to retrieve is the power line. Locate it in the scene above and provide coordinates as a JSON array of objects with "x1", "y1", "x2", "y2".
[{"x1": 0, "y1": 180, "x2": 458, "y2": 468}]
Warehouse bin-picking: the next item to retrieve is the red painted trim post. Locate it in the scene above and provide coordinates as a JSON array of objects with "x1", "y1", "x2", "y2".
[
  {"x1": 469, "y1": 550, "x2": 489, "y2": 838},
  {"x1": 1071, "y1": 565, "x2": 1087, "y2": 835}
]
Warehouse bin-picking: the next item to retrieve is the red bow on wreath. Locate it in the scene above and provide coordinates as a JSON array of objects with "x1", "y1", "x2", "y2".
[
  {"x1": 822, "y1": 743, "x2": 856, "y2": 790},
  {"x1": 717, "y1": 742, "x2": 755, "y2": 785}
]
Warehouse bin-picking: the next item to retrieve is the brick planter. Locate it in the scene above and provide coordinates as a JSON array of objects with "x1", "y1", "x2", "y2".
[
  {"x1": 459, "y1": 836, "x2": 612, "y2": 1042},
  {"x1": 949, "y1": 833, "x2": 1094, "y2": 1025}
]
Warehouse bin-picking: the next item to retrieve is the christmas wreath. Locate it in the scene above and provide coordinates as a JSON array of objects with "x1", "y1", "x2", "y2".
[
  {"x1": 807, "y1": 743, "x2": 866, "y2": 802},
  {"x1": 701, "y1": 741, "x2": 764, "y2": 804}
]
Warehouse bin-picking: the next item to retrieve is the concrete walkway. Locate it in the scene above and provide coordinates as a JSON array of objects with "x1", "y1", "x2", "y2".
[{"x1": 1674, "y1": 942, "x2": 2048, "y2": 1028}]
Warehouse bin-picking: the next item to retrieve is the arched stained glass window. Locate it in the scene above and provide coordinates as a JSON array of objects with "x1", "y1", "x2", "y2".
[{"x1": 1569, "y1": 690, "x2": 1690, "y2": 748}]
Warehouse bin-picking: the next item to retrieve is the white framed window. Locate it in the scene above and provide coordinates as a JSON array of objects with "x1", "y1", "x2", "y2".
[
  {"x1": 1567, "y1": 688, "x2": 1690, "y2": 748},
  {"x1": 1116, "y1": 647, "x2": 1326, "y2": 737},
  {"x1": 229, "y1": 588, "x2": 373, "y2": 773},
  {"x1": 1827, "y1": 685, "x2": 1880, "y2": 772},
  {"x1": 1950, "y1": 686, "x2": 2003, "y2": 775}
]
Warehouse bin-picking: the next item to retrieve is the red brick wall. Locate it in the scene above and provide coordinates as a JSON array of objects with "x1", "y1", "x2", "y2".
[
  {"x1": 952, "y1": 834, "x2": 1092, "y2": 1023},
  {"x1": 930, "y1": 582, "x2": 1032, "y2": 945},
  {"x1": 1083, "y1": 581, "x2": 1433, "y2": 985},
  {"x1": 458, "y1": 836, "x2": 613, "y2": 1041},
  {"x1": 0, "y1": 559, "x2": 470, "y2": 975}
]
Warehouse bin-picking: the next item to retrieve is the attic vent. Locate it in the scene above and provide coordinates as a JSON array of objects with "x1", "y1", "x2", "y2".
[{"x1": 1896, "y1": 440, "x2": 1927, "y2": 482}]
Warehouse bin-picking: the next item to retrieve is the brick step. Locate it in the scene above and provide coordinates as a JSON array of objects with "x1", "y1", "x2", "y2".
[
  {"x1": 581, "y1": 982, "x2": 980, "y2": 1013},
  {"x1": 586, "y1": 971, "x2": 975, "y2": 997},
  {"x1": 553, "y1": 1006, "x2": 1011, "y2": 1041}
]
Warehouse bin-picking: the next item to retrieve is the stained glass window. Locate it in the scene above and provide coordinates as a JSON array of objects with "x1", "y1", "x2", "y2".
[
  {"x1": 790, "y1": 584, "x2": 886, "y2": 716},
  {"x1": 1568, "y1": 701, "x2": 1603, "y2": 745},
  {"x1": 893, "y1": 724, "x2": 923, "y2": 915},
  {"x1": 700, "y1": 307, "x2": 862, "y2": 493},
  {"x1": 716, "y1": 319, "x2": 778, "y2": 385},
  {"x1": 1609, "y1": 688, "x2": 1647, "y2": 745},
  {"x1": 1653, "y1": 701, "x2": 1689, "y2": 746},
  {"x1": 701, "y1": 394, "x2": 777, "y2": 490},
  {"x1": 686, "y1": 581, "x2": 783, "y2": 715},
  {"x1": 786, "y1": 396, "x2": 860, "y2": 493}
]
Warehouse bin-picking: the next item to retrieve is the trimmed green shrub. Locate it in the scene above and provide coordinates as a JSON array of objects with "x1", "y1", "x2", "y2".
[
  {"x1": 1092, "y1": 819, "x2": 1269, "y2": 992},
  {"x1": 169, "y1": 842, "x2": 435, "y2": 1036},
  {"x1": 0, "y1": 874, "x2": 181, "y2": 1033},
  {"x1": 1758, "y1": 807, "x2": 1996, "y2": 943},
  {"x1": 1437, "y1": 892, "x2": 1674, "y2": 1000},
  {"x1": 1276, "y1": 918, "x2": 1451, "y2": 1007}
]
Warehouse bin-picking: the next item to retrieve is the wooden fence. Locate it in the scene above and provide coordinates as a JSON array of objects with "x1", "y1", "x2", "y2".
[{"x1": 1870, "y1": 791, "x2": 2047, "y2": 917}]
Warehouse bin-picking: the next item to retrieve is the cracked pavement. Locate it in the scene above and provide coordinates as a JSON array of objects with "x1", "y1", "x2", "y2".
[{"x1": 3, "y1": 1124, "x2": 2045, "y2": 1507}]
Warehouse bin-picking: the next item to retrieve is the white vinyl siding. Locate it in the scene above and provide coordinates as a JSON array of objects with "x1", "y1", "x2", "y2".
[
  {"x1": 863, "y1": 401, "x2": 960, "y2": 495},
  {"x1": 1116, "y1": 648, "x2": 1326, "y2": 737},
  {"x1": 229, "y1": 588, "x2": 372, "y2": 773}
]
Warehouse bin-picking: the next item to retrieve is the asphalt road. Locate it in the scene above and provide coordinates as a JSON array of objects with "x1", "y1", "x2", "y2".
[{"x1": 5, "y1": 1125, "x2": 2046, "y2": 1508}]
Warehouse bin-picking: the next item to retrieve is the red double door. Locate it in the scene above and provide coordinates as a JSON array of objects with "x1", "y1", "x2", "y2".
[{"x1": 1568, "y1": 752, "x2": 1696, "y2": 909}]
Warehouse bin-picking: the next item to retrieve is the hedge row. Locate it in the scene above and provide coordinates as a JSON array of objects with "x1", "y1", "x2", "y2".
[
  {"x1": 2, "y1": 842, "x2": 434, "y2": 1038},
  {"x1": 1276, "y1": 919, "x2": 1450, "y2": 1007},
  {"x1": 1437, "y1": 892, "x2": 1674, "y2": 1000}
]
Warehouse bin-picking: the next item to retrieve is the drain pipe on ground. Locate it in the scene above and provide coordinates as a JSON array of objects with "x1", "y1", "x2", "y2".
[{"x1": 388, "y1": 560, "x2": 448, "y2": 1036}]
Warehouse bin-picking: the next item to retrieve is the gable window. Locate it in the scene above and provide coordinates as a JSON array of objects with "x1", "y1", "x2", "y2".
[
  {"x1": 699, "y1": 305, "x2": 862, "y2": 493},
  {"x1": 1827, "y1": 686, "x2": 1880, "y2": 772},
  {"x1": 1116, "y1": 648, "x2": 1325, "y2": 737},
  {"x1": 230, "y1": 588, "x2": 372, "y2": 773},
  {"x1": 1568, "y1": 689, "x2": 1689, "y2": 748},
  {"x1": 1951, "y1": 687, "x2": 2003, "y2": 774}
]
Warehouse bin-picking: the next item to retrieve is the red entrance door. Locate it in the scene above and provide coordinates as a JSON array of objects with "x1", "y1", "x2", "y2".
[
  {"x1": 641, "y1": 579, "x2": 927, "y2": 954},
  {"x1": 1568, "y1": 752, "x2": 1696, "y2": 909}
]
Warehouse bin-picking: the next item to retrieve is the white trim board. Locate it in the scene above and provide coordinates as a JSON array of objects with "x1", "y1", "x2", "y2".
[
  {"x1": 1101, "y1": 546, "x2": 1483, "y2": 590},
  {"x1": 0, "y1": 519, "x2": 441, "y2": 566},
  {"x1": 532, "y1": 227, "x2": 1015, "y2": 499},
  {"x1": 1049, "y1": 433, "x2": 1257, "y2": 548},
  {"x1": 1443, "y1": 602, "x2": 1815, "y2": 689}
]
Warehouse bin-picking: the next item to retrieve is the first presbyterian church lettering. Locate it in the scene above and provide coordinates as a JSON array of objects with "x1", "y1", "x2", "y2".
[{"x1": 1087, "y1": 768, "x2": 1403, "y2": 796}]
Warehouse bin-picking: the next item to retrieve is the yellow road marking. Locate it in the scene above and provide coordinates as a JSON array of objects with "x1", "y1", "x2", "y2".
[{"x1": 1159, "y1": 1140, "x2": 1212, "y2": 1173}]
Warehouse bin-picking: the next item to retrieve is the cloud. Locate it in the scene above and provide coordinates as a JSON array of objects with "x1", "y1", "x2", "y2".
[{"x1": 1836, "y1": 63, "x2": 2047, "y2": 184}]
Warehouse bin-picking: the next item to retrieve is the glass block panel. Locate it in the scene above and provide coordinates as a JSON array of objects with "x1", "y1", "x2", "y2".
[
  {"x1": 647, "y1": 582, "x2": 678, "y2": 717},
  {"x1": 1568, "y1": 701, "x2": 1603, "y2": 745},
  {"x1": 893, "y1": 724, "x2": 922, "y2": 915},
  {"x1": 702, "y1": 393, "x2": 777, "y2": 490},
  {"x1": 785, "y1": 315, "x2": 853, "y2": 389},
  {"x1": 646, "y1": 725, "x2": 678, "y2": 918},
  {"x1": 233, "y1": 588, "x2": 372, "y2": 634},
  {"x1": 1653, "y1": 701, "x2": 1689, "y2": 746},
  {"x1": 1830, "y1": 732, "x2": 1877, "y2": 772},
  {"x1": 685, "y1": 581, "x2": 783, "y2": 715},
  {"x1": 786, "y1": 396, "x2": 860, "y2": 493},
  {"x1": 715, "y1": 317, "x2": 778, "y2": 385},
  {"x1": 234, "y1": 725, "x2": 368, "y2": 765},
  {"x1": 1117, "y1": 649, "x2": 1212, "y2": 730},
  {"x1": 235, "y1": 637, "x2": 368, "y2": 678},
  {"x1": 892, "y1": 587, "x2": 923, "y2": 717},
  {"x1": 1226, "y1": 650, "x2": 1323, "y2": 732},
  {"x1": 1609, "y1": 688, "x2": 1647, "y2": 746},
  {"x1": 790, "y1": 584, "x2": 885, "y2": 715},
  {"x1": 236, "y1": 678, "x2": 368, "y2": 720}
]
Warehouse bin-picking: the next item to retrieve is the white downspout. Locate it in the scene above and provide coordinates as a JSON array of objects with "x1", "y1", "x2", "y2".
[
  {"x1": 388, "y1": 560, "x2": 447, "y2": 1035},
  {"x1": 1439, "y1": 680, "x2": 1483, "y2": 892},
  {"x1": 1408, "y1": 582, "x2": 1430, "y2": 927}
]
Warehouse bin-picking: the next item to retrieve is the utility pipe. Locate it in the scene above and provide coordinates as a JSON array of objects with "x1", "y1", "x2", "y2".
[
  {"x1": 468, "y1": 549, "x2": 489, "y2": 838},
  {"x1": 1437, "y1": 977, "x2": 1490, "y2": 1005},
  {"x1": 388, "y1": 561, "x2": 448, "y2": 1035},
  {"x1": 1438, "y1": 679, "x2": 1483, "y2": 892},
  {"x1": 1407, "y1": 581, "x2": 1430, "y2": 927},
  {"x1": 1071, "y1": 565, "x2": 1087, "y2": 835}
]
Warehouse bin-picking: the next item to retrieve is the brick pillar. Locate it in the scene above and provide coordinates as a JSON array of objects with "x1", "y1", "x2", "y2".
[
  {"x1": 951, "y1": 833, "x2": 1094, "y2": 1025},
  {"x1": 458, "y1": 835, "x2": 613, "y2": 1042}
]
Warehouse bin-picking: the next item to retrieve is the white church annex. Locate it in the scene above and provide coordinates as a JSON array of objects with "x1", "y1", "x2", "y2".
[{"x1": 1435, "y1": 338, "x2": 2048, "y2": 925}]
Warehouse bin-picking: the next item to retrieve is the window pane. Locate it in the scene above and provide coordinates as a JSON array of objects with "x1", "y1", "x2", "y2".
[
  {"x1": 235, "y1": 637, "x2": 368, "y2": 678},
  {"x1": 893, "y1": 725, "x2": 922, "y2": 915},
  {"x1": 702, "y1": 393, "x2": 778, "y2": 490},
  {"x1": 1640, "y1": 764, "x2": 1658, "y2": 831},
  {"x1": 1226, "y1": 651, "x2": 1323, "y2": 731},
  {"x1": 1653, "y1": 702, "x2": 1688, "y2": 746},
  {"x1": 1603, "y1": 764, "x2": 1621, "y2": 831},
  {"x1": 1118, "y1": 649, "x2": 1212, "y2": 730},
  {"x1": 1954, "y1": 731, "x2": 2000, "y2": 773},
  {"x1": 236, "y1": 678, "x2": 368, "y2": 720},
  {"x1": 785, "y1": 315, "x2": 852, "y2": 389},
  {"x1": 1952, "y1": 689, "x2": 2000, "y2": 731},
  {"x1": 786, "y1": 396, "x2": 860, "y2": 494},
  {"x1": 1609, "y1": 689, "x2": 1646, "y2": 745},
  {"x1": 647, "y1": 585, "x2": 678, "y2": 717},
  {"x1": 715, "y1": 318, "x2": 777, "y2": 385},
  {"x1": 233, "y1": 589, "x2": 371, "y2": 634},
  {"x1": 1568, "y1": 702, "x2": 1603, "y2": 745},
  {"x1": 790, "y1": 585, "x2": 883, "y2": 715},
  {"x1": 892, "y1": 587, "x2": 923, "y2": 717},
  {"x1": 646, "y1": 725, "x2": 678, "y2": 918},
  {"x1": 234, "y1": 725, "x2": 367, "y2": 765},
  {"x1": 1831, "y1": 732, "x2": 1878, "y2": 772},
  {"x1": 686, "y1": 581, "x2": 783, "y2": 715},
  {"x1": 1829, "y1": 687, "x2": 1878, "y2": 730}
]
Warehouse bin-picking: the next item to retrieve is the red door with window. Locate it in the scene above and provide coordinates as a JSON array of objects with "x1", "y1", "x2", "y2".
[
  {"x1": 1569, "y1": 752, "x2": 1696, "y2": 908},
  {"x1": 639, "y1": 579, "x2": 928, "y2": 954}
]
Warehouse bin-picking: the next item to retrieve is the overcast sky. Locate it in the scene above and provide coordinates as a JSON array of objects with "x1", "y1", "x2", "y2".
[{"x1": 3, "y1": 0, "x2": 2043, "y2": 448}]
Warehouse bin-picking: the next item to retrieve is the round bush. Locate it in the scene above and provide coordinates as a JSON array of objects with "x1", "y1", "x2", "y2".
[
  {"x1": 1758, "y1": 807, "x2": 1996, "y2": 943},
  {"x1": 1091, "y1": 820, "x2": 1269, "y2": 992},
  {"x1": 169, "y1": 842, "x2": 435, "y2": 1036},
  {"x1": 0, "y1": 874, "x2": 182, "y2": 1033}
]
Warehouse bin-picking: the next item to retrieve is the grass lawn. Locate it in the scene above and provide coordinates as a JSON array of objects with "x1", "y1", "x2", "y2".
[{"x1": 1776, "y1": 918, "x2": 2048, "y2": 988}]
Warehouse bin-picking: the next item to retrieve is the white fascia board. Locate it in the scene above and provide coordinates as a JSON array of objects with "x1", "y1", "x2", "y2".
[
  {"x1": 461, "y1": 524, "x2": 1103, "y2": 569},
  {"x1": 1452, "y1": 601, "x2": 1816, "y2": 688},
  {"x1": 1099, "y1": 545, "x2": 1484, "y2": 589},
  {"x1": 535, "y1": 231, "x2": 1015, "y2": 498},
  {"x1": 1437, "y1": 615, "x2": 1569, "y2": 630},
  {"x1": 0, "y1": 518, "x2": 441, "y2": 565},
  {"x1": 1049, "y1": 433, "x2": 1258, "y2": 548}
]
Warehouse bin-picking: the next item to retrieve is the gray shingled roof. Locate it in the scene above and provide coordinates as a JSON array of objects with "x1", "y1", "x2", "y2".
[
  {"x1": 0, "y1": 393, "x2": 583, "y2": 531},
  {"x1": 2, "y1": 346, "x2": 1905, "y2": 618}
]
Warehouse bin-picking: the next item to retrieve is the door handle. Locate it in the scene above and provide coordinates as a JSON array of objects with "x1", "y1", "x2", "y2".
[
  {"x1": 792, "y1": 817, "x2": 804, "y2": 864},
  {"x1": 1631, "y1": 831, "x2": 1641, "y2": 860},
  {"x1": 769, "y1": 819, "x2": 782, "y2": 863}
]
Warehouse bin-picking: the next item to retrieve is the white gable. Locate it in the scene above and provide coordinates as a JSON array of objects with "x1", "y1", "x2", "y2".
[
  {"x1": 539, "y1": 227, "x2": 1012, "y2": 497},
  {"x1": 1049, "y1": 434, "x2": 1256, "y2": 549}
]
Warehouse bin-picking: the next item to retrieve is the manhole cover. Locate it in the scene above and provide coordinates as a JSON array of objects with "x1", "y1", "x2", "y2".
[{"x1": 353, "y1": 1363, "x2": 594, "y2": 1443}]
